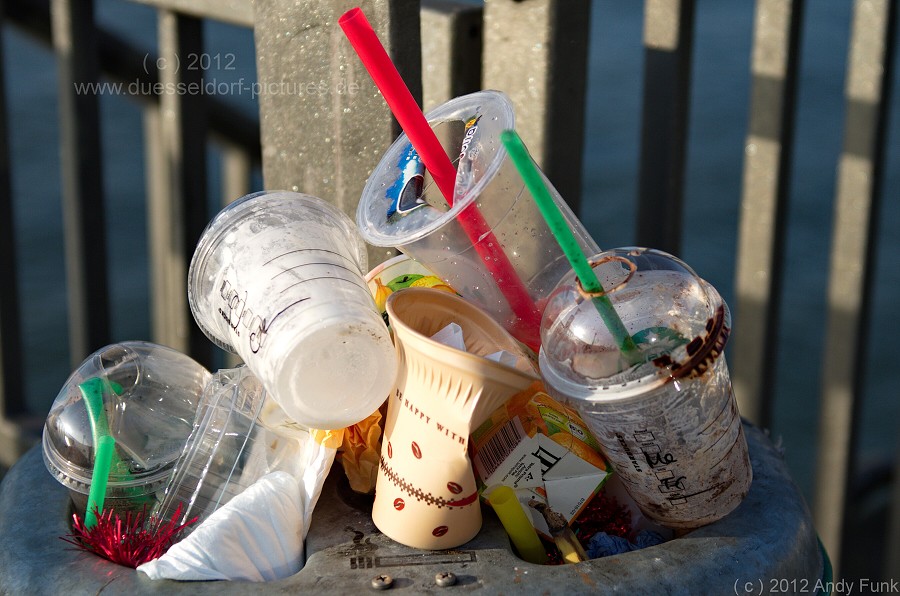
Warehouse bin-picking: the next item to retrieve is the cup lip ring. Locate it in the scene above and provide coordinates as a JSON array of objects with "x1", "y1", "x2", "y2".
[
  {"x1": 41, "y1": 429, "x2": 176, "y2": 495},
  {"x1": 357, "y1": 90, "x2": 516, "y2": 247},
  {"x1": 576, "y1": 255, "x2": 637, "y2": 299},
  {"x1": 384, "y1": 287, "x2": 540, "y2": 385}
]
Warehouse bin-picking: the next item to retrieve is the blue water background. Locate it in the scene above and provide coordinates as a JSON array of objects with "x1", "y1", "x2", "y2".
[{"x1": 3, "y1": 1, "x2": 899, "y2": 501}]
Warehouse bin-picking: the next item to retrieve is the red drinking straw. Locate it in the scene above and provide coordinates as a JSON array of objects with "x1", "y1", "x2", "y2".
[{"x1": 339, "y1": 7, "x2": 542, "y2": 349}]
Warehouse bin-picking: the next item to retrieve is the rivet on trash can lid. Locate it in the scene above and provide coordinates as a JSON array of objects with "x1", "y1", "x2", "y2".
[
  {"x1": 371, "y1": 574, "x2": 393, "y2": 590},
  {"x1": 435, "y1": 571, "x2": 457, "y2": 587}
]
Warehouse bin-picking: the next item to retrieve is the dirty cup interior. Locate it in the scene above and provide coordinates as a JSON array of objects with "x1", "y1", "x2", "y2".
[
  {"x1": 188, "y1": 190, "x2": 398, "y2": 430},
  {"x1": 356, "y1": 90, "x2": 599, "y2": 349},
  {"x1": 41, "y1": 341, "x2": 211, "y2": 519}
]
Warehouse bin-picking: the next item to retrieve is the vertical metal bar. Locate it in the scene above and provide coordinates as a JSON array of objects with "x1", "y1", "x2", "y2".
[
  {"x1": 220, "y1": 143, "x2": 252, "y2": 206},
  {"x1": 149, "y1": 10, "x2": 212, "y2": 366},
  {"x1": 0, "y1": 5, "x2": 35, "y2": 471},
  {"x1": 0, "y1": 3, "x2": 23, "y2": 422},
  {"x1": 51, "y1": 0, "x2": 110, "y2": 366},
  {"x1": 635, "y1": 0, "x2": 695, "y2": 254},
  {"x1": 731, "y1": 0, "x2": 804, "y2": 427},
  {"x1": 253, "y1": 0, "x2": 421, "y2": 268},
  {"x1": 219, "y1": 142, "x2": 252, "y2": 372},
  {"x1": 144, "y1": 104, "x2": 173, "y2": 349},
  {"x1": 813, "y1": 0, "x2": 896, "y2": 576},
  {"x1": 420, "y1": 0, "x2": 483, "y2": 112},
  {"x1": 482, "y1": 0, "x2": 591, "y2": 212}
]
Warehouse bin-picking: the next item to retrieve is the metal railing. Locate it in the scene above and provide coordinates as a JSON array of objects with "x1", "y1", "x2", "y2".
[{"x1": 0, "y1": 0, "x2": 896, "y2": 581}]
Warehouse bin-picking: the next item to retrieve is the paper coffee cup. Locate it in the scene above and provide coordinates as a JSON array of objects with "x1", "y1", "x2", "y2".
[{"x1": 372, "y1": 288, "x2": 539, "y2": 549}]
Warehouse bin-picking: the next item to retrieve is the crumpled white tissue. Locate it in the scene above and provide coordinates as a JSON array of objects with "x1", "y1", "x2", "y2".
[
  {"x1": 430, "y1": 322, "x2": 523, "y2": 367},
  {"x1": 137, "y1": 471, "x2": 304, "y2": 582}
]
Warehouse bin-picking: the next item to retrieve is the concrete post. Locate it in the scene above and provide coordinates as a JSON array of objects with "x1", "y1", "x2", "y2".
[{"x1": 253, "y1": 0, "x2": 422, "y2": 267}]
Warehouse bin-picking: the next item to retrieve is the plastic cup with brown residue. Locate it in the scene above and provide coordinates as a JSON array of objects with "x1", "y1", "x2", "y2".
[{"x1": 538, "y1": 248, "x2": 752, "y2": 530}]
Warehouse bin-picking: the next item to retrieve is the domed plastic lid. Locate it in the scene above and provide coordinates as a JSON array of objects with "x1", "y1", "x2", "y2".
[
  {"x1": 41, "y1": 341, "x2": 212, "y2": 496},
  {"x1": 539, "y1": 248, "x2": 730, "y2": 400}
]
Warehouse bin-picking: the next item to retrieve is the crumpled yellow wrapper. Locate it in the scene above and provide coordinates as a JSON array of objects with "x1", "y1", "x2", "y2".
[
  {"x1": 311, "y1": 427, "x2": 345, "y2": 450},
  {"x1": 339, "y1": 406, "x2": 384, "y2": 494}
]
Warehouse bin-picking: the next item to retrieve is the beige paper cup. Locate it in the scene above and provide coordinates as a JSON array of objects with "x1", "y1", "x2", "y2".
[{"x1": 373, "y1": 288, "x2": 539, "y2": 549}]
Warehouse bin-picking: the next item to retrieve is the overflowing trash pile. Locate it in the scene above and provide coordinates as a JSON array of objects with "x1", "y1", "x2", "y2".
[{"x1": 39, "y1": 7, "x2": 752, "y2": 582}]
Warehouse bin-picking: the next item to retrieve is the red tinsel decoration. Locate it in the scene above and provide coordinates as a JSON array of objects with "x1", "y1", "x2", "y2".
[
  {"x1": 61, "y1": 504, "x2": 197, "y2": 568},
  {"x1": 571, "y1": 491, "x2": 632, "y2": 546},
  {"x1": 536, "y1": 492, "x2": 634, "y2": 565}
]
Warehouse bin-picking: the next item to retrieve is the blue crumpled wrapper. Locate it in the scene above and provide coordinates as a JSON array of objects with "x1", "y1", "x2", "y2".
[{"x1": 586, "y1": 529, "x2": 666, "y2": 559}]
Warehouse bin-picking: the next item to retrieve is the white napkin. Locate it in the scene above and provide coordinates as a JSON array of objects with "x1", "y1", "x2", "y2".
[
  {"x1": 430, "y1": 322, "x2": 523, "y2": 367},
  {"x1": 137, "y1": 471, "x2": 304, "y2": 582},
  {"x1": 430, "y1": 322, "x2": 467, "y2": 350}
]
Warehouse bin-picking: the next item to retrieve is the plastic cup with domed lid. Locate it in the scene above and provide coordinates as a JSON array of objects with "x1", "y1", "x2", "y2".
[
  {"x1": 41, "y1": 341, "x2": 212, "y2": 520},
  {"x1": 538, "y1": 248, "x2": 752, "y2": 529},
  {"x1": 188, "y1": 190, "x2": 398, "y2": 430}
]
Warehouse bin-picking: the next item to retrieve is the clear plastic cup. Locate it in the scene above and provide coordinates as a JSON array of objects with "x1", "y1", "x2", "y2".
[
  {"x1": 152, "y1": 367, "x2": 310, "y2": 532},
  {"x1": 538, "y1": 248, "x2": 752, "y2": 529},
  {"x1": 188, "y1": 190, "x2": 398, "y2": 430},
  {"x1": 356, "y1": 90, "x2": 599, "y2": 351},
  {"x1": 41, "y1": 341, "x2": 211, "y2": 519}
]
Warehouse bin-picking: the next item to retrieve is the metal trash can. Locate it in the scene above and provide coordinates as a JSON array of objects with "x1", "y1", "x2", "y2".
[{"x1": 0, "y1": 423, "x2": 827, "y2": 594}]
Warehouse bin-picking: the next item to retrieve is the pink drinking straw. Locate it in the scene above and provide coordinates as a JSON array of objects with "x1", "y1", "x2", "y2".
[{"x1": 339, "y1": 7, "x2": 542, "y2": 349}]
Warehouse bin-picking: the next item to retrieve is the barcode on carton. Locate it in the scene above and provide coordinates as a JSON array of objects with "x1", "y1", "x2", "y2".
[{"x1": 473, "y1": 417, "x2": 526, "y2": 480}]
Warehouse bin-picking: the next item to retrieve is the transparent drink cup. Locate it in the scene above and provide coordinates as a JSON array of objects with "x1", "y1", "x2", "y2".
[
  {"x1": 538, "y1": 248, "x2": 752, "y2": 529},
  {"x1": 41, "y1": 341, "x2": 211, "y2": 519},
  {"x1": 153, "y1": 367, "x2": 314, "y2": 533},
  {"x1": 356, "y1": 90, "x2": 599, "y2": 351},
  {"x1": 188, "y1": 190, "x2": 398, "y2": 430}
]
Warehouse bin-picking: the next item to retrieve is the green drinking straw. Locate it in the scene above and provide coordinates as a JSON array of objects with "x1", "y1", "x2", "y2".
[
  {"x1": 79, "y1": 377, "x2": 125, "y2": 529},
  {"x1": 499, "y1": 129, "x2": 639, "y2": 358}
]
